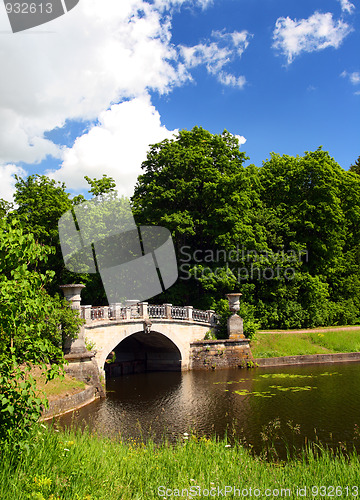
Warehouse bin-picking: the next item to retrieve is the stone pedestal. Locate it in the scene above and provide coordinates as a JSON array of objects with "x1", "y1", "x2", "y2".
[
  {"x1": 227, "y1": 314, "x2": 244, "y2": 340},
  {"x1": 60, "y1": 284, "x2": 105, "y2": 397},
  {"x1": 226, "y1": 292, "x2": 244, "y2": 340},
  {"x1": 60, "y1": 284, "x2": 86, "y2": 354}
]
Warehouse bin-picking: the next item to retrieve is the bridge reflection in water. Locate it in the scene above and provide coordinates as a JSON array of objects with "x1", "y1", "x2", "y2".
[{"x1": 57, "y1": 363, "x2": 360, "y2": 458}]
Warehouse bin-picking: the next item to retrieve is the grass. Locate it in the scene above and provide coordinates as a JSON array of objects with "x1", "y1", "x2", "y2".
[
  {"x1": 1, "y1": 426, "x2": 360, "y2": 499},
  {"x1": 30, "y1": 367, "x2": 85, "y2": 401},
  {"x1": 251, "y1": 329, "x2": 360, "y2": 358}
]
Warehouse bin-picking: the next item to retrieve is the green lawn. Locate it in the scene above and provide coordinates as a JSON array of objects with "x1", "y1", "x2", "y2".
[
  {"x1": 251, "y1": 329, "x2": 360, "y2": 358},
  {"x1": 1, "y1": 426, "x2": 360, "y2": 499}
]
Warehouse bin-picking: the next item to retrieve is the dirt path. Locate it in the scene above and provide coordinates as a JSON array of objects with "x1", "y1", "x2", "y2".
[{"x1": 258, "y1": 326, "x2": 360, "y2": 334}]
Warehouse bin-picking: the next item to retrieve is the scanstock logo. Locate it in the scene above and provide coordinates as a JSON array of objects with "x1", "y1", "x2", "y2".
[
  {"x1": 58, "y1": 196, "x2": 178, "y2": 304},
  {"x1": 3, "y1": 0, "x2": 79, "y2": 33}
]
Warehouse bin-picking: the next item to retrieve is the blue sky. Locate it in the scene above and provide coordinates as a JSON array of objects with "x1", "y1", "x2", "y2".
[{"x1": 0, "y1": 0, "x2": 359, "y2": 200}]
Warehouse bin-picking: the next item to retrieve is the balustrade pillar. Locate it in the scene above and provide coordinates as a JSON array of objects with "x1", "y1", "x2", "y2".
[
  {"x1": 139, "y1": 302, "x2": 148, "y2": 318},
  {"x1": 103, "y1": 306, "x2": 109, "y2": 320},
  {"x1": 114, "y1": 303, "x2": 122, "y2": 320},
  {"x1": 82, "y1": 305, "x2": 92, "y2": 324},
  {"x1": 164, "y1": 303, "x2": 173, "y2": 319},
  {"x1": 185, "y1": 306, "x2": 193, "y2": 321},
  {"x1": 207, "y1": 309, "x2": 215, "y2": 324}
]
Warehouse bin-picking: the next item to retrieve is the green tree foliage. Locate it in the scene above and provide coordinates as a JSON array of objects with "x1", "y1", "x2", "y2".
[
  {"x1": 5, "y1": 128, "x2": 360, "y2": 332},
  {"x1": 258, "y1": 149, "x2": 360, "y2": 327},
  {"x1": 11, "y1": 174, "x2": 118, "y2": 305},
  {"x1": 11, "y1": 175, "x2": 73, "y2": 294},
  {"x1": 132, "y1": 126, "x2": 264, "y2": 308},
  {"x1": 132, "y1": 129, "x2": 360, "y2": 330},
  {"x1": 84, "y1": 174, "x2": 116, "y2": 197},
  {"x1": 0, "y1": 218, "x2": 82, "y2": 444},
  {"x1": 349, "y1": 155, "x2": 360, "y2": 175}
]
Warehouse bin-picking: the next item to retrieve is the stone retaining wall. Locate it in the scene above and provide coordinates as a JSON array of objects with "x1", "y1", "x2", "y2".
[
  {"x1": 190, "y1": 339, "x2": 253, "y2": 370},
  {"x1": 41, "y1": 386, "x2": 97, "y2": 420},
  {"x1": 255, "y1": 352, "x2": 360, "y2": 367}
]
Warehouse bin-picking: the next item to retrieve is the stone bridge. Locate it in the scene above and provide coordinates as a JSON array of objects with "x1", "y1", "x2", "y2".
[{"x1": 81, "y1": 303, "x2": 217, "y2": 378}]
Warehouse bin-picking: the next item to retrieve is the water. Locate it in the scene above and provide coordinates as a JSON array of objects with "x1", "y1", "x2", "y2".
[{"x1": 57, "y1": 362, "x2": 360, "y2": 454}]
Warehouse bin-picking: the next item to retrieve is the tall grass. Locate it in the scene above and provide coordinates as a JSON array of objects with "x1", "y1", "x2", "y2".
[
  {"x1": 252, "y1": 330, "x2": 360, "y2": 358},
  {"x1": 1, "y1": 425, "x2": 360, "y2": 499}
]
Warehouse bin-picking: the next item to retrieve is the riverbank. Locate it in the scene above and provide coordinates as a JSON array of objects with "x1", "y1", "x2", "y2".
[
  {"x1": 30, "y1": 367, "x2": 99, "y2": 419},
  {"x1": 251, "y1": 327, "x2": 360, "y2": 358},
  {"x1": 1, "y1": 426, "x2": 360, "y2": 500},
  {"x1": 32, "y1": 367, "x2": 86, "y2": 402}
]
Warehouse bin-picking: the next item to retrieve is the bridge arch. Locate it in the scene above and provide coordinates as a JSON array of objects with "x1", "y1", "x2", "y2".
[
  {"x1": 86, "y1": 322, "x2": 194, "y2": 379},
  {"x1": 83, "y1": 314, "x2": 213, "y2": 380},
  {"x1": 105, "y1": 330, "x2": 182, "y2": 377}
]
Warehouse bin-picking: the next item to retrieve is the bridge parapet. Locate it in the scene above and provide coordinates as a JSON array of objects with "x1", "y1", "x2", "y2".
[{"x1": 81, "y1": 303, "x2": 217, "y2": 326}]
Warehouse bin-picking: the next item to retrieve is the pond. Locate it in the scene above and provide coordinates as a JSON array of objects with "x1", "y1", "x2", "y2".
[{"x1": 57, "y1": 362, "x2": 360, "y2": 456}]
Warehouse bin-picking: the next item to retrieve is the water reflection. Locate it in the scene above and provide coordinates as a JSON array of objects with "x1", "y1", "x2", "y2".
[{"x1": 56, "y1": 362, "x2": 360, "y2": 455}]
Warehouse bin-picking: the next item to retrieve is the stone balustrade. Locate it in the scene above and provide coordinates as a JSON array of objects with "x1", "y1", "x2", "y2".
[{"x1": 80, "y1": 302, "x2": 217, "y2": 325}]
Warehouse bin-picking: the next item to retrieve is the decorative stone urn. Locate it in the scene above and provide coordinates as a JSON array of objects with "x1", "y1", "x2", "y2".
[
  {"x1": 226, "y1": 293, "x2": 242, "y2": 314},
  {"x1": 59, "y1": 284, "x2": 85, "y2": 311},
  {"x1": 60, "y1": 284, "x2": 86, "y2": 354},
  {"x1": 226, "y1": 293, "x2": 244, "y2": 340}
]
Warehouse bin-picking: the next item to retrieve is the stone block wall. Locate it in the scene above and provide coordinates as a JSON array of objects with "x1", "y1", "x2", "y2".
[{"x1": 189, "y1": 339, "x2": 254, "y2": 370}]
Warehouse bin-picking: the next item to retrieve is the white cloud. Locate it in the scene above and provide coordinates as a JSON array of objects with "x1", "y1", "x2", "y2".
[
  {"x1": 179, "y1": 29, "x2": 251, "y2": 87},
  {"x1": 338, "y1": 0, "x2": 355, "y2": 14},
  {"x1": 0, "y1": 0, "x2": 250, "y2": 200},
  {"x1": 0, "y1": 0, "x2": 194, "y2": 198},
  {"x1": 273, "y1": 11, "x2": 352, "y2": 63},
  {"x1": 180, "y1": 42, "x2": 231, "y2": 74},
  {"x1": 213, "y1": 29, "x2": 251, "y2": 57},
  {"x1": 341, "y1": 70, "x2": 360, "y2": 84},
  {"x1": 48, "y1": 97, "x2": 177, "y2": 198},
  {"x1": 0, "y1": 0, "x2": 214, "y2": 199},
  {"x1": 235, "y1": 135, "x2": 247, "y2": 146},
  {"x1": 154, "y1": 0, "x2": 213, "y2": 9},
  {"x1": 218, "y1": 72, "x2": 246, "y2": 88},
  {"x1": 0, "y1": 164, "x2": 26, "y2": 201}
]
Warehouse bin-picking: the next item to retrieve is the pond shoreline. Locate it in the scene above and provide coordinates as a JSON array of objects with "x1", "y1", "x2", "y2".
[
  {"x1": 42, "y1": 350, "x2": 360, "y2": 419},
  {"x1": 40, "y1": 385, "x2": 100, "y2": 421},
  {"x1": 255, "y1": 351, "x2": 360, "y2": 367}
]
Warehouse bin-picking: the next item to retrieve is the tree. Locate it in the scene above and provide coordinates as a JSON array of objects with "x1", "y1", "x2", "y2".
[
  {"x1": 11, "y1": 175, "x2": 73, "y2": 295},
  {"x1": 84, "y1": 174, "x2": 116, "y2": 197},
  {"x1": 0, "y1": 218, "x2": 82, "y2": 444},
  {"x1": 132, "y1": 126, "x2": 264, "y2": 308},
  {"x1": 349, "y1": 156, "x2": 360, "y2": 175},
  {"x1": 259, "y1": 148, "x2": 346, "y2": 275},
  {"x1": 258, "y1": 148, "x2": 360, "y2": 327},
  {"x1": 13, "y1": 174, "x2": 72, "y2": 247},
  {"x1": 11, "y1": 174, "x2": 118, "y2": 305}
]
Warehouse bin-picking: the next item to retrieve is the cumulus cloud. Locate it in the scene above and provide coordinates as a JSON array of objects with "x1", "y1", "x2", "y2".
[
  {"x1": 0, "y1": 164, "x2": 26, "y2": 201},
  {"x1": 273, "y1": 11, "x2": 352, "y2": 64},
  {"x1": 48, "y1": 96, "x2": 177, "y2": 197},
  {"x1": 338, "y1": 0, "x2": 355, "y2": 14},
  {"x1": 154, "y1": 0, "x2": 213, "y2": 9},
  {"x1": 179, "y1": 29, "x2": 251, "y2": 88},
  {"x1": 0, "y1": 0, "x2": 247, "y2": 200},
  {"x1": 341, "y1": 70, "x2": 360, "y2": 84},
  {"x1": 218, "y1": 72, "x2": 246, "y2": 88},
  {"x1": 235, "y1": 135, "x2": 247, "y2": 146},
  {"x1": 0, "y1": 0, "x2": 191, "y2": 195}
]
